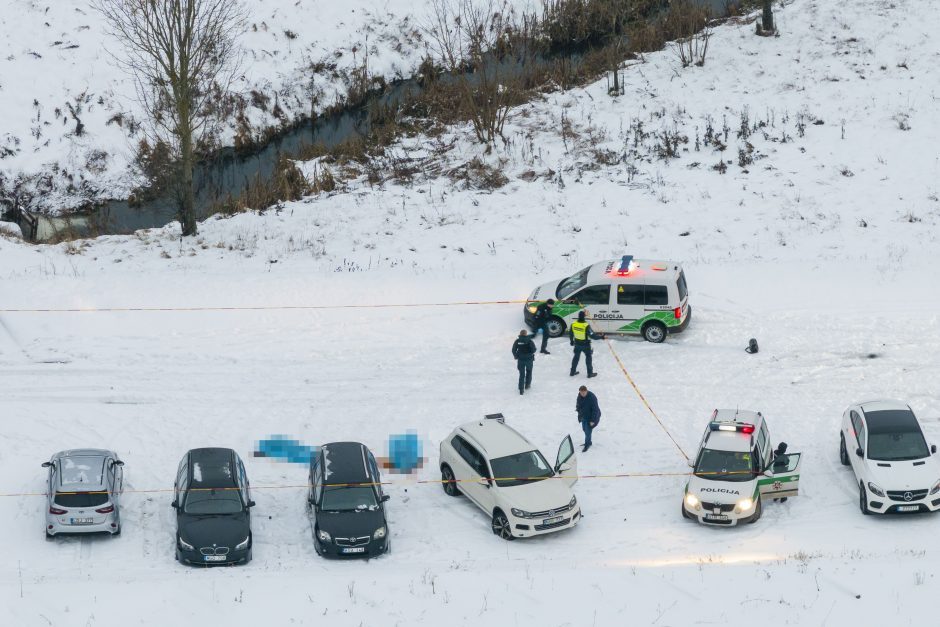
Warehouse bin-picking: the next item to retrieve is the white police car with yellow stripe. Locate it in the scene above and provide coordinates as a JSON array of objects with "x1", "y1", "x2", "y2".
[
  {"x1": 682, "y1": 410, "x2": 802, "y2": 526},
  {"x1": 524, "y1": 255, "x2": 690, "y2": 343}
]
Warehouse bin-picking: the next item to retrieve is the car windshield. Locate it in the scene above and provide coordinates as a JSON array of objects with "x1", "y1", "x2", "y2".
[
  {"x1": 556, "y1": 266, "x2": 590, "y2": 300},
  {"x1": 694, "y1": 448, "x2": 755, "y2": 482},
  {"x1": 320, "y1": 486, "x2": 379, "y2": 512},
  {"x1": 490, "y1": 450, "x2": 554, "y2": 487},
  {"x1": 183, "y1": 488, "x2": 244, "y2": 514},
  {"x1": 54, "y1": 491, "x2": 109, "y2": 508},
  {"x1": 868, "y1": 431, "x2": 930, "y2": 461}
]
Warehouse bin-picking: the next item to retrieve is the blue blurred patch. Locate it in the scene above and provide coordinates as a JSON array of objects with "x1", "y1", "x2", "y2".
[
  {"x1": 254, "y1": 436, "x2": 318, "y2": 465},
  {"x1": 387, "y1": 431, "x2": 423, "y2": 474}
]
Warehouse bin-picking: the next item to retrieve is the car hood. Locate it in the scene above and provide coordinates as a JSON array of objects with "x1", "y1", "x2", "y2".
[
  {"x1": 179, "y1": 513, "x2": 250, "y2": 548},
  {"x1": 502, "y1": 478, "x2": 574, "y2": 512},
  {"x1": 867, "y1": 458, "x2": 940, "y2": 491},
  {"x1": 528, "y1": 280, "x2": 560, "y2": 302},
  {"x1": 317, "y1": 508, "x2": 386, "y2": 537},
  {"x1": 687, "y1": 475, "x2": 757, "y2": 504}
]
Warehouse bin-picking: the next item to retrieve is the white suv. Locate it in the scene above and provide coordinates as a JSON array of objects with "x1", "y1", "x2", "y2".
[
  {"x1": 839, "y1": 400, "x2": 940, "y2": 515},
  {"x1": 439, "y1": 414, "x2": 581, "y2": 539}
]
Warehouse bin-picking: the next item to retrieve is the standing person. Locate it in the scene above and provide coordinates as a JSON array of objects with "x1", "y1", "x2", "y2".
[
  {"x1": 569, "y1": 310, "x2": 603, "y2": 378},
  {"x1": 576, "y1": 385, "x2": 601, "y2": 452},
  {"x1": 772, "y1": 442, "x2": 789, "y2": 503},
  {"x1": 511, "y1": 330, "x2": 537, "y2": 395},
  {"x1": 530, "y1": 299, "x2": 556, "y2": 354}
]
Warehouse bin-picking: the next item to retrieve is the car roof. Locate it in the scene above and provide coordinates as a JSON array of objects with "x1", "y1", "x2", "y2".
[
  {"x1": 320, "y1": 442, "x2": 372, "y2": 484},
  {"x1": 188, "y1": 447, "x2": 238, "y2": 488},
  {"x1": 586, "y1": 258, "x2": 681, "y2": 284},
  {"x1": 457, "y1": 418, "x2": 536, "y2": 459},
  {"x1": 704, "y1": 430, "x2": 753, "y2": 453},
  {"x1": 53, "y1": 451, "x2": 111, "y2": 490},
  {"x1": 859, "y1": 399, "x2": 911, "y2": 413},
  {"x1": 713, "y1": 409, "x2": 764, "y2": 429},
  {"x1": 862, "y1": 407, "x2": 921, "y2": 434}
]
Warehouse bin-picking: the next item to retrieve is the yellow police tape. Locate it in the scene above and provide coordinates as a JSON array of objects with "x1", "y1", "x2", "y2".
[
  {"x1": 605, "y1": 339, "x2": 691, "y2": 463},
  {"x1": 6, "y1": 471, "x2": 763, "y2": 498},
  {"x1": 0, "y1": 300, "x2": 529, "y2": 314}
]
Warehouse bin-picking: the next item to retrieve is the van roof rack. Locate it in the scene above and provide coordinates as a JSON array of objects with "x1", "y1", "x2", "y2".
[{"x1": 484, "y1": 413, "x2": 505, "y2": 423}]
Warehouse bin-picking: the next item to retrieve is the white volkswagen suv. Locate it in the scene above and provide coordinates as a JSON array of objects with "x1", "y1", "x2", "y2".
[
  {"x1": 839, "y1": 400, "x2": 940, "y2": 515},
  {"x1": 439, "y1": 414, "x2": 581, "y2": 539}
]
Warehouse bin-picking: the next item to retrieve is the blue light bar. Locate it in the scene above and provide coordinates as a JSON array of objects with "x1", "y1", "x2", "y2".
[{"x1": 618, "y1": 255, "x2": 634, "y2": 273}]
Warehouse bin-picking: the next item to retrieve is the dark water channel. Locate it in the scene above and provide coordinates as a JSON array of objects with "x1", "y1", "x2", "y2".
[{"x1": 27, "y1": 0, "x2": 729, "y2": 242}]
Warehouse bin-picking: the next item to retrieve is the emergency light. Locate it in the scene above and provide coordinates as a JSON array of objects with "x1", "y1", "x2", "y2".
[
  {"x1": 617, "y1": 255, "x2": 635, "y2": 275},
  {"x1": 709, "y1": 422, "x2": 755, "y2": 434}
]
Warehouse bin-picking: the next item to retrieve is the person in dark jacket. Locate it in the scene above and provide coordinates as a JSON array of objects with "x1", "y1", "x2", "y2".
[
  {"x1": 772, "y1": 442, "x2": 789, "y2": 503},
  {"x1": 569, "y1": 310, "x2": 603, "y2": 378},
  {"x1": 576, "y1": 386, "x2": 601, "y2": 451},
  {"x1": 530, "y1": 299, "x2": 555, "y2": 354},
  {"x1": 511, "y1": 330, "x2": 537, "y2": 395}
]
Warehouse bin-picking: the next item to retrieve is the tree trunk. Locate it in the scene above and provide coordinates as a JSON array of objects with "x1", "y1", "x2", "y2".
[
  {"x1": 179, "y1": 127, "x2": 197, "y2": 236},
  {"x1": 762, "y1": 0, "x2": 774, "y2": 33}
]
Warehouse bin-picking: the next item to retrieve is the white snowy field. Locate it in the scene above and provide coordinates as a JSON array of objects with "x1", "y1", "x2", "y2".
[{"x1": 3, "y1": 0, "x2": 940, "y2": 624}]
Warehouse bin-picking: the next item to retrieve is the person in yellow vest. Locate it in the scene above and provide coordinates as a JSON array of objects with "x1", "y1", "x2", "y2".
[{"x1": 569, "y1": 310, "x2": 603, "y2": 378}]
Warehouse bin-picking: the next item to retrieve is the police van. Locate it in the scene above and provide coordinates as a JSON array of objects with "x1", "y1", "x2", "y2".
[
  {"x1": 525, "y1": 256, "x2": 690, "y2": 343},
  {"x1": 682, "y1": 410, "x2": 802, "y2": 526}
]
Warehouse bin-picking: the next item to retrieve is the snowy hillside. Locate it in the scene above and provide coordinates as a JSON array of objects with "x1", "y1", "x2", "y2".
[
  {"x1": 3, "y1": 0, "x2": 940, "y2": 625},
  {"x1": 0, "y1": 0, "x2": 433, "y2": 213}
]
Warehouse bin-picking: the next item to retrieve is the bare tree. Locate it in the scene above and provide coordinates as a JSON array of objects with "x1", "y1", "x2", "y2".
[
  {"x1": 758, "y1": 0, "x2": 776, "y2": 36},
  {"x1": 96, "y1": 0, "x2": 246, "y2": 236}
]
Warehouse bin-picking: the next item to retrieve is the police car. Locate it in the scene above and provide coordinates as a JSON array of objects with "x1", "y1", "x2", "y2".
[
  {"x1": 525, "y1": 255, "x2": 690, "y2": 343},
  {"x1": 682, "y1": 410, "x2": 802, "y2": 526}
]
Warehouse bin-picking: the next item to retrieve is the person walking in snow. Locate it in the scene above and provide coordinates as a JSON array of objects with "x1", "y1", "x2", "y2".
[
  {"x1": 530, "y1": 298, "x2": 556, "y2": 354},
  {"x1": 576, "y1": 385, "x2": 601, "y2": 452},
  {"x1": 512, "y1": 329, "x2": 537, "y2": 395},
  {"x1": 569, "y1": 310, "x2": 603, "y2": 378}
]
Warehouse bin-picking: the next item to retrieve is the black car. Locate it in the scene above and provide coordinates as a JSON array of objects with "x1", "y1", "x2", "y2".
[
  {"x1": 309, "y1": 442, "x2": 390, "y2": 557},
  {"x1": 172, "y1": 448, "x2": 254, "y2": 565}
]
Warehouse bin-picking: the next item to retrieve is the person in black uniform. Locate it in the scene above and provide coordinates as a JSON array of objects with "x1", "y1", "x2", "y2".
[
  {"x1": 511, "y1": 330, "x2": 537, "y2": 395},
  {"x1": 772, "y1": 442, "x2": 789, "y2": 503},
  {"x1": 530, "y1": 299, "x2": 555, "y2": 354},
  {"x1": 569, "y1": 310, "x2": 603, "y2": 378}
]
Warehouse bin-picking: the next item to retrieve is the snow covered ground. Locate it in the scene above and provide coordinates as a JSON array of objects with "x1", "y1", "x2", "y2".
[{"x1": 3, "y1": 0, "x2": 940, "y2": 624}]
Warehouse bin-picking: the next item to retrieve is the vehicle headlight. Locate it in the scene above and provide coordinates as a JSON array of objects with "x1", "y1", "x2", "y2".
[
  {"x1": 373, "y1": 526, "x2": 386, "y2": 540},
  {"x1": 568, "y1": 495, "x2": 577, "y2": 509},
  {"x1": 735, "y1": 498, "x2": 754, "y2": 513},
  {"x1": 931, "y1": 480, "x2": 940, "y2": 496},
  {"x1": 867, "y1": 482, "x2": 885, "y2": 498},
  {"x1": 684, "y1": 493, "x2": 700, "y2": 510},
  {"x1": 317, "y1": 529, "x2": 331, "y2": 542},
  {"x1": 511, "y1": 508, "x2": 531, "y2": 519},
  {"x1": 178, "y1": 536, "x2": 194, "y2": 551},
  {"x1": 235, "y1": 535, "x2": 250, "y2": 551},
  {"x1": 527, "y1": 305, "x2": 538, "y2": 314}
]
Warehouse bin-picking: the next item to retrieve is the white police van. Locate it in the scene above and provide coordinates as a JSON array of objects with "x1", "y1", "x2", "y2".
[
  {"x1": 525, "y1": 255, "x2": 690, "y2": 343},
  {"x1": 682, "y1": 410, "x2": 802, "y2": 526}
]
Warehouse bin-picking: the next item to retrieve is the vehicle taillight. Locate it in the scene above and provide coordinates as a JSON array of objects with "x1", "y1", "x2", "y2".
[
  {"x1": 49, "y1": 506, "x2": 67, "y2": 515},
  {"x1": 673, "y1": 306, "x2": 682, "y2": 319},
  {"x1": 741, "y1": 425, "x2": 755, "y2": 434},
  {"x1": 95, "y1": 505, "x2": 114, "y2": 514}
]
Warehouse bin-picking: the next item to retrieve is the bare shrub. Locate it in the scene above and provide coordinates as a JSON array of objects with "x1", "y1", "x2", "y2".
[{"x1": 665, "y1": 1, "x2": 712, "y2": 67}]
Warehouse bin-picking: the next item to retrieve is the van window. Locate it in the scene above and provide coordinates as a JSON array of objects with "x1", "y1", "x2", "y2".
[
  {"x1": 573, "y1": 285, "x2": 611, "y2": 305},
  {"x1": 677, "y1": 270, "x2": 688, "y2": 301},
  {"x1": 645, "y1": 285, "x2": 668, "y2": 306},
  {"x1": 617, "y1": 285, "x2": 644, "y2": 306}
]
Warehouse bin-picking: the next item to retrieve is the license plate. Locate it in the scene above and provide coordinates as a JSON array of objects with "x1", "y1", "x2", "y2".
[
  {"x1": 704, "y1": 514, "x2": 728, "y2": 521},
  {"x1": 543, "y1": 516, "x2": 564, "y2": 525},
  {"x1": 70, "y1": 518, "x2": 94, "y2": 524},
  {"x1": 341, "y1": 547, "x2": 366, "y2": 554},
  {"x1": 204, "y1": 555, "x2": 226, "y2": 562},
  {"x1": 898, "y1": 505, "x2": 920, "y2": 512}
]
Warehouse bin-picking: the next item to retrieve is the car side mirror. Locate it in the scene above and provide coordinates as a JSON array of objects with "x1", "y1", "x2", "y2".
[
  {"x1": 41, "y1": 462, "x2": 51, "y2": 468},
  {"x1": 932, "y1": 444, "x2": 938, "y2": 454},
  {"x1": 381, "y1": 494, "x2": 390, "y2": 502},
  {"x1": 247, "y1": 500, "x2": 256, "y2": 508},
  {"x1": 171, "y1": 500, "x2": 179, "y2": 509},
  {"x1": 114, "y1": 460, "x2": 124, "y2": 467},
  {"x1": 855, "y1": 447, "x2": 864, "y2": 458}
]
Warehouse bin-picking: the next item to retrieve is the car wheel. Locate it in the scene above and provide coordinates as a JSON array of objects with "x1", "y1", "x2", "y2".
[
  {"x1": 748, "y1": 497, "x2": 762, "y2": 524},
  {"x1": 546, "y1": 316, "x2": 566, "y2": 338},
  {"x1": 441, "y1": 465, "x2": 460, "y2": 497},
  {"x1": 859, "y1": 484, "x2": 871, "y2": 515},
  {"x1": 244, "y1": 549, "x2": 252, "y2": 564},
  {"x1": 839, "y1": 434, "x2": 850, "y2": 466},
  {"x1": 642, "y1": 321, "x2": 667, "y2": 343},
  {"x1": 112, "y1": 525, "x2": 121, "y2": 537},
  {"x1": 44, "y1": 530, "x2": 55, "y2": 541},
  {"x1": 175, "y1": 548, "x2": 184, "y2": 563},
  {"x1": 491, "y1": 510, "x2": 514, "y2": 541},
  {"x1": 680, "y1": 504, "x2": 692, "y2": 520}
]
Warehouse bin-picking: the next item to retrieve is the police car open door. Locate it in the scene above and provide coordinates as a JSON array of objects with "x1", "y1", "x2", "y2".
[
  {"x1": 758, "y1": 453, "x2": 802, "y2": 499},
  {"x1": 555, "y1": 435, "x2": 578, "y2": 487}
]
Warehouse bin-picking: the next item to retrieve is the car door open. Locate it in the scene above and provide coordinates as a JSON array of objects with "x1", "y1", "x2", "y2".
[
  {"x1": 758, "y1": 452, "x2": 802, "y2": 499},
  {"x1": 555, "y1": 435, "x2": 578, "y2": 487}
]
